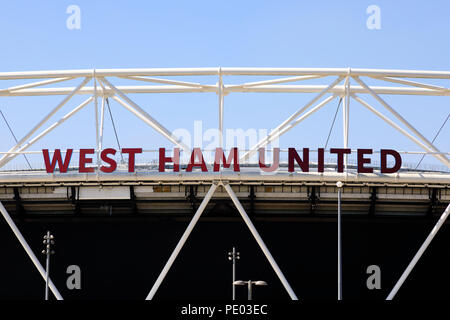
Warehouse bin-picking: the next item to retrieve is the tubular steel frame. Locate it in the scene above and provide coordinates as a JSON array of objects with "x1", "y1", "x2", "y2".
[{"x1": 0, "y1": 67, "x2": 449, "y2": 300}]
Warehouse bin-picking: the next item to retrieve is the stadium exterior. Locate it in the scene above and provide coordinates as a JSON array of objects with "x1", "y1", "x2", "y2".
[{"x1": 0, "y1": 67, "x2": 449, "y2": 300}]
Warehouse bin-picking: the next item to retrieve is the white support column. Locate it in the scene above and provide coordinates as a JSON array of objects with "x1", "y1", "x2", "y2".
[
  {"x1": 387, "y1": 203, "x2": 450, "y2": 300},
  {"x1": 241, "y1": 76, "x2": 344, "y2": 162},
  {"x1": 351, "y1": 94, "x2": 447, "y2": 166},
  {"x1": 99, "y1": 77, "x2": 190, "y2": 153},
  {"x1": 146, "y1": 183, "x2": 218, "y2": 300},
  {"x1": 0, "y1": 77, "x2": 91, "y2": 168},
  {"x1": 99, "y1": 95, "x2": 106, "y2": 152},
  {"x1": 0, "y1": 201, "x2": 63, "y2": 300},
  {"x1": 97, "y1": 78, "x2": 107, "y2": 154},
  {"x1": 353, "y1": 76, "x2": 450, "y2": 167},
  {"x1": 343, "y1": 76, "x2": 350, "y2": 172},
  {"x1": 94, "y1": 74, "x2": 100, "y2": 166},
  {"x1": 223, "y1": 183, "x2": 299, "y2": 300},
  {"x1": 218, "y1": 68, "x2": 224, "y2": 148}
]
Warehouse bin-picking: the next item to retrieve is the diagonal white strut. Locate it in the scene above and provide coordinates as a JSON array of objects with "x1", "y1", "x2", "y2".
[
  {"x1": 387, "y1": 203, "x2": 450, "y2": 300},
  {"x1": 353, "y1": 76, "x2": 450, "y2": 167},
  {"x1": 0, "y1": 201, "x2": 63, "y2": 300},
  {"x1": 0, "y1": 96, "x2": 94, "y2": 167},
  {"x1": 1, "y1": 77, "x2": 74, "y2": 92},
  {"x1": 99, "y1": 77, "x2": 190, "y2": 153},
  {"x1": 371, "y1": 76, "x2": 448, "y2": 92},
  {"x1": 223, "y1": 183, "x2": 298, "y2": 300},
  {"x1": 146, "y1": 183, "x2": 218, "y2": 300},
  {"x1": 240, "y1": 76, "x2": 344, "y2": 162},
  {"x1": 119, "y1": 75, "x2": 217, "y2": 89},
  {"x1": 146, "y1": 181, "x2": 299, "y2": 300},
  {"x1": 351, "y1": 94, "x2": 450, "y2": 167},
  {"x1": 226, "y1": 75, "x2": 324, "y2": 89},
  {"x1": 0, "y1": 77, "x2": 91, "y2": 168},
  {"x1": 254, "y1": 95, "x2": 337, "y2": 153}
]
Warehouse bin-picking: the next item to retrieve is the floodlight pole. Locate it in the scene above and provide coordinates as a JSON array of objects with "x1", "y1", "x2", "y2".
[
  {"x1": 42, "y1": 231, "x2": 55, "y2": 301},
  {"x1": 337, "y1": 181, "x2": 343, "y2": 300},
  {"x1": 45, "y1": 243, "x2": 50, "y2": 300},
  {"x1": 223, "y1": 183, "x2": 298, "y2": 300},
  {"x1": 234, "y1": 280, "x2": 267, "y2": 300},
  {"x1": 228, "y1": 246, "x2": 240, "y2": 300},
  {"x1": 0, "y1": 201, "x2": 63, "y2": 300}
]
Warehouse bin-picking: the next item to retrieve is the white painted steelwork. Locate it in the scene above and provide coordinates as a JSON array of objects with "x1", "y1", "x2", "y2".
[
  {"x1": 0, "y1": 67, "x2": 448, "y2": 171},
  {"x1": 0, "y1": 201, "x2": 63, "y2": 300},
  {"x1": 0, "y1": 67, "x2": 449, "y2": 301},
  {"x1": 387, "y1": 203, "x2": 450, "y2": 300}
]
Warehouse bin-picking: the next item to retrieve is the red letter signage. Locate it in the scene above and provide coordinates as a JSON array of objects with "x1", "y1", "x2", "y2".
[
  {"x1": 288, "y1": 148, "x2": 309, "y2": 172},
  {"x1": 186, "y1": 148, "x2": 208, "y2": 172},
  {"x1": 381, "y1": 149, "x2": 402, "y2": 173},
  {"x1": 122, "y1": 148, "x2": 142, "y2": 173},
  {"x1": 79, "y1": 149, "x2": 95, "y2": 173},
  {"x1": 214, "y1": 148, "x2": 240, "y2": 172},
  {"x1": 357, "y1": 149, "x2": 373, "y2": 173},
  {"x1": 42, "y1": 149, "x2": 73, "y2": 173},
  {"x1": 330, "y1": 148, "x2": 351, "y2": 173},
  {"x1": 100, "y1": 148, "x2": 117, "y2": 173},
  {"x1": 159, "y1": 148, "x2": 180, "y2": 172},
  {"x1": 259, "y1": 148, "x2": 280, "y2": 172}
]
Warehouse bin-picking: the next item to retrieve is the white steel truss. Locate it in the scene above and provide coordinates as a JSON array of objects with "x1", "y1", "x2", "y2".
[
  {"x1": 0, "y1": 67, "x2": 449, "y2": 300},
  {"x1": 0, "y1": 67, "x2": 448, "y2": 171}
]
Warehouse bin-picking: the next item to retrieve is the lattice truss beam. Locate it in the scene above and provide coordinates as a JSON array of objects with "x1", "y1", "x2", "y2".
[
  {"x1": 0, "y1": 68, "x2": 450, "y2": 300},
  {"x1": 0, "y1": 68, "x2": 449, "y2": 170}
]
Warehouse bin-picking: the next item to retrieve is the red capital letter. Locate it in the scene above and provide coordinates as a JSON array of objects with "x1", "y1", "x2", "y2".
[
  {"x1": 42, "y1": 149, "x2": 73, "y2": 173},
  {"x1": 330, "y1": 148, "x2": 351, "y2": 172},
  {"x1": 317, "y1": 148, "x2": 325, "y2": 173},
  {"x1": 79, "y1": 149, "x2": 95, "y2": 173},
  {"x1": 159, "y1": 148, "x2": 180, "y2": 172},
  {"x1": 357, "y1": 149, "x2": 373, "y2": 173},
  {"x1": 122, "y1": 148, "x2": 142, "y2": 173},
  {"x1": 214, "y1": 148, "x2": 240, "y2": 172},
  {"x1": 186, "y1": 148, "x2": 208, "y2": 172},
  {"x1": 259, "y1": 148, "x2": 280, "y2": 172},
  {"x1": 381, "y1": 149, "x2": 402, "y2": 173},
  {"x1": 100, "y1": 148, "x2": 117, "y2": 173},
  {"x1": 288, "y1": 148, "x2": 309, "y2": 172}
]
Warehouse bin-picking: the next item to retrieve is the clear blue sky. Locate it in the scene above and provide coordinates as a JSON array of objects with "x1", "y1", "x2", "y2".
[{"x1": 0, "y1": 1, "x2": 449, "y2": 170}]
